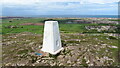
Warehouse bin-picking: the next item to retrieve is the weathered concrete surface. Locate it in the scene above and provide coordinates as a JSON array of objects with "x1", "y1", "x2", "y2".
[{"x1": 41, "y1": 21, "x2": 63, "y2": 55}]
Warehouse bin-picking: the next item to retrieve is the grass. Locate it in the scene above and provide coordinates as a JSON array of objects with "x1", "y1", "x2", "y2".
[
  {"x1": 108, "y1": 19, "x2": 120, "y2": 21},
  {"x1": 17, "y1": 49, "x2": 29, "y2": 54},
  {"x1": 2, "y1": 18, "x2": 45, "y2": 34},
  {"x1": 2, "y1": 18, "x2": 120, "y2": 34},
  {"x1": 60, "y1": 24, "x2": 87, "y2": 33},
  {"x1": 2, "y1": 18, "x2": 88, "y2": 34}
]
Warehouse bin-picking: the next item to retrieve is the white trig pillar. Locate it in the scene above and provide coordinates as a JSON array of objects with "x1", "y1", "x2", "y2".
[{"x1": 41, "y1": 21, "x2": 63, "y2": 55}]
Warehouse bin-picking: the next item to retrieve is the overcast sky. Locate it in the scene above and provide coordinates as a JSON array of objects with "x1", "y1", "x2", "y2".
[{"x1": 1, "y1": 0, "x2": 119, "y2": 16}]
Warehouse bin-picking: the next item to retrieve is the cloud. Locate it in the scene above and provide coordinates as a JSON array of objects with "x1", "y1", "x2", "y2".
[
  {"x1": 1, "y1": 0, "x2": 119, "y2": 16},
  {"x1": 82, "y1": 0, "x2": 119, "y2": 4},
  {"x1": 1, "y1": 0, "x2": 119, "y2": 9},
  {"x1": 2, "y1": 0, "x2": 119, "y2": 5}
]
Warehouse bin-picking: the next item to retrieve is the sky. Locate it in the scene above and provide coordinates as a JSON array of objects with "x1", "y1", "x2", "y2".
[{"x1": 1, "y1": 0, "x2": 119, "y2": 16}]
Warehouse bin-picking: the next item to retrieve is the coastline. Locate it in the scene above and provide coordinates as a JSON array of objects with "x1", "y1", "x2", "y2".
[{"x1": 0, "y1": 15, "x2": 118, "y2": 19}]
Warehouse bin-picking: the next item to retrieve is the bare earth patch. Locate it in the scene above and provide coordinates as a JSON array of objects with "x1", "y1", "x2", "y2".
[{"x1": 20, "y1": 23, "x2": 44, "y2": 26}]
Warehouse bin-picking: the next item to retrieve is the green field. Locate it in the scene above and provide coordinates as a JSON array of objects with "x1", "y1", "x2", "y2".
[{"x1": 2, "y1": 18, "x2": 120, "y2": 34}]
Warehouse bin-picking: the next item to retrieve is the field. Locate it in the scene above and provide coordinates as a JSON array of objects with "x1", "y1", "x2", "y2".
[
  {"x1": 1, "y1": 17, "x2": 120, "y2": 66},
  {"x1": 2, "y1": 18, "x2": 120, "y2": 34}
]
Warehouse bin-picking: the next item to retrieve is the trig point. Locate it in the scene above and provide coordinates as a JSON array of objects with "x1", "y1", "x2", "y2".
[{"x1": 41, "y1": 21, "x2": 63, "y2": 55}]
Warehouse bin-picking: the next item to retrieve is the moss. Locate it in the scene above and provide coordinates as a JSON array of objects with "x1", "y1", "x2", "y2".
[
  {"x1": 17, "y1": 49, "x2": 28, "y2": 54},
  {"x1": 49, "y1": 52, "x2": 60, "y2": 59},
  {"x1": 30, "y1": 56, "x2": 38, "y2": 63},
  {"x1": 67, "y1": 41, "x2": 80, "y2": 44},
  {"x1": 81, "y1": 58, "x2": 88, "y2": 67},
  {"x1": 109, "y1": 36, "x2": 117, "y2": 40},
  {"x1": 61, "y1": 40, "x2": 67, "y2": 47},
  {"x1": 63, "y1": 49, "x2": 71, "y2": 55}
]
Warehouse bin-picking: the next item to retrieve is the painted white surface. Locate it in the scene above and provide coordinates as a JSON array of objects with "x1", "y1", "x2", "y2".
[{"x1": 41, "y1": 21, "x2": 63, "y2": 55}]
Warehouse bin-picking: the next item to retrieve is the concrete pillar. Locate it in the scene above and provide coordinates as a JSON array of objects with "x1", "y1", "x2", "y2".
[{"x1": 41, "y1": 21, "x2": 63, "y2": 55}]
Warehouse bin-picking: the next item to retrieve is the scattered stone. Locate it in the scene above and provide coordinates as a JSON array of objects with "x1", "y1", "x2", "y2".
[
  {"x1": 108, "y1": 46, "x2": 118, "y2": 48},
  {"x1": 2, "y1": 32, "x2": 118, "y2": 66},
  {"x1": 42, "y1": 58, "x2": 54, "y2": 60},
  {"x1": 67, "y1": 60, "x2": 71, "y2": 64},
  {"x1": 57, "y1": 55, "x2": 64, "y2": 59}
]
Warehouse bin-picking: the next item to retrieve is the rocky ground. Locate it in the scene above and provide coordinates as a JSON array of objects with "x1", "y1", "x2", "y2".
[
  {"x1": 85, "y1": 26, "x2": 118, "y2": 32},
  {"x1": 2, "y1": 32, "x2": 119, "y2": 66}
]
